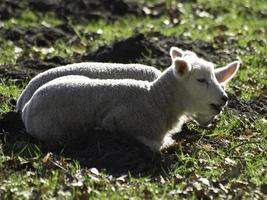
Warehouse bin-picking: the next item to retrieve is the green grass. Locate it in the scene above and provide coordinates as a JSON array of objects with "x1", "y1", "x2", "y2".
[
  {"x1": 0, "y1": 0, "x2": 266, "y2": 199},
  {"x1": 0, "y1": 80, "x2": 22, "y2": 112}
]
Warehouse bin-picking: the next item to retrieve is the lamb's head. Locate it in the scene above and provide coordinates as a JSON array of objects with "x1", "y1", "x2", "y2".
[{"x1": 170, "y1": 47, "x2": 240, "y2": 127}]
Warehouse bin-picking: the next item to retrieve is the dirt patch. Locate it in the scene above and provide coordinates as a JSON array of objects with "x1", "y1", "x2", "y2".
[
  {"x1": 0, "y1": 23, "x2": 101, "y2": 50},
  {"x1": 0, "y1": 24, "x2": 79, "y2": 47},
  {"x1": 82, "y1": 32, "x2": 237, "y2": 70},
  {"x1": 20, "y1": 56, "x2": 70, "y2": 70},
  {"x1": 0, "y1": 0, "x2": 27, "y2": 20},
  {"x1": 228, "y1": 93, "x2": 267, "y2": 119},
  {"x1": 0, "y1": 64, "x2": 35, "y2": 83},
  {"x1": 0, "y1": 0, "x2": 144, "y2": 22},
  {"x1": 30, "y1": 0, "x2": 143, "y2": 22},
  {"x1": 81, "y1": 33, "x2": 164, "y2": 65}
]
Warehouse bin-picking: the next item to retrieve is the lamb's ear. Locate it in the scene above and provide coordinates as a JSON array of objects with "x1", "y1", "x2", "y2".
[
  {"x1": 173, "y1": 58, "x2": 191, "y2": 78},
  {"x1": 215, "y1": 61, "x2": 240, "y2": 85},
  {"x1": 170, "y1": 47, "x2": 184, "y2": 60}
]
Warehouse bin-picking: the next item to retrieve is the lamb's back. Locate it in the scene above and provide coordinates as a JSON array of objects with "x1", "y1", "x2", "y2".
[
  {"x1": 28, "y1": 76, "x2": 151, "y2": 115},
  {"x1": 17, "y1": 62, "x2": 161, "y2": 111}
]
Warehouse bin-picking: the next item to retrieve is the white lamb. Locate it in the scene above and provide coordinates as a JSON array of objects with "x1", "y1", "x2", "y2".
[
  {"x1": 21, "y1": 47, "x2": 239, "y2": 151},
  {"x1": 16, "y1": 47, "x2": 196, "y2": 112}
]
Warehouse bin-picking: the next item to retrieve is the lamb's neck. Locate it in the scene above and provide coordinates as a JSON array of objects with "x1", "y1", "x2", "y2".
[{"x1": 150, "y1": 68, "x2": 186, "y2": 131}]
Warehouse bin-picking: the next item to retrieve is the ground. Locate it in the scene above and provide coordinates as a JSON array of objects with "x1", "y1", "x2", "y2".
[{"x1": 0, "y1": 0, "x2": 266, "y2": 199}]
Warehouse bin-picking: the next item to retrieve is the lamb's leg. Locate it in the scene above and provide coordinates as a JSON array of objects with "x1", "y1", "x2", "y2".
[
  {"x1": 161, "y1": 134, "x2": 176, "y2": 150},
  {"x1": 102, "y1": 106, "x2": 161, "y2": 152}
]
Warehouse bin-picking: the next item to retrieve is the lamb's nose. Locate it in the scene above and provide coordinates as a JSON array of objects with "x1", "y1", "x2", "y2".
[{"x1": 221, "y1": 95, "x2": 228, "y2": 104}]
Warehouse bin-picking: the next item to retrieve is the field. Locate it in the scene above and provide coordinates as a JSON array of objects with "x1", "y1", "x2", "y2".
[{"x1": 0, "y1": 0, "x2": 266, "y2": 199}]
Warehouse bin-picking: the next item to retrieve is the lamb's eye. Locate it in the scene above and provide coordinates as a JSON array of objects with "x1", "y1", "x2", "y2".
[{"x1": 197, "y1": 78, "x2": 207, "y2": 83}]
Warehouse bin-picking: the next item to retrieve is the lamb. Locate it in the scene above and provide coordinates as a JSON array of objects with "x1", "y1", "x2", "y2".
[
  {"x1": 21, "y1": 47, "x2": 239, "y2": 151},
  {"x1": 16, "y1": 47, "x2": 196, "y2": 112}
]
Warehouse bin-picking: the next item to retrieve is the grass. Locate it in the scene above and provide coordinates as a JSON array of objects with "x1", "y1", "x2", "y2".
[
  {"x1": 0, "y1": 80, "x2": 22, "y2": 112},
  {"x1": 0, "y1": 0, "x2": 266, "y2": 199}
]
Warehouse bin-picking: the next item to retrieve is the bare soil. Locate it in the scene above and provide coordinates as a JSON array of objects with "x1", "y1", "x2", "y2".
[{"x1": 0, "y1": 0, "x2": 144, "y2": 22}]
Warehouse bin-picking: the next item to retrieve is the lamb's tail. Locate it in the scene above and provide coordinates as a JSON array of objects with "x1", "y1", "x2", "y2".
[{"x1": 16, "y1": 84, "x2": 36, "y2": 112}]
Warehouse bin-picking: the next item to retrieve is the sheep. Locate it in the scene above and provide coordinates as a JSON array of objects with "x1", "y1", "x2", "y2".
[{"x1": 21, "y1": 47, "x2": 239, "y2": 151}]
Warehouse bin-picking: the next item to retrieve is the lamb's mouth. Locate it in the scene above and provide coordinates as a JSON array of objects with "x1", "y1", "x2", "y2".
[
  {"x1": 198, "y1": 116, "x2": 216, "y2": 127},
  {"x1": 210, "y1": 103, "x2": 224, "y2": 114}
]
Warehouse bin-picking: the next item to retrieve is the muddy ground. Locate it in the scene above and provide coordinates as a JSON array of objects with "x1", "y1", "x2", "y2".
[
  {"x1": 0, "y1": 0, "x2": 266, "y2": 176},
  {"x1": 0, "y1": 0, "x2": 144, "y2": 22}
]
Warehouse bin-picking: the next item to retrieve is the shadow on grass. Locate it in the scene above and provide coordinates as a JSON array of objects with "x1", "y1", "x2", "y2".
[{"x1": 0, "y1": 111, "x2": 182, "y2": 176}]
